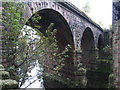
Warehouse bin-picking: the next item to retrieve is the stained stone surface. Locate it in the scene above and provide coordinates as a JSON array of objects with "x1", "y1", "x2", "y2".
[
  {"x1": 113, "y1": 1, "x2": 120, "y2": 88},
  {"x1": 0, "y1": 64, "x2": 18, "y2": 89},
  {"x1": 0, "y1": 79, "x2": 18, "y2": 89},
  {"x1": 1, "y1": 0, "x2": 105, "y2": 88}
]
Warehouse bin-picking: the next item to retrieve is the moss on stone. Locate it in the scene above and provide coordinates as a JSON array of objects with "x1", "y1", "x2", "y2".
[
  {"x1": 0, "y1": 68, "x2": 5, "y2": 71},
  {"x1": 44, "y1": 73, "x2": 86, "y2": 88},
  {"x1": 0, "y1": 64, "x2": 4, "y2": 68},
  {"x1": 0, "y1": 64, "x2": 18, "y2": 89},
  {"x1": 0, "y1": 80, "x2": 3, "y2": 89},
  {"x1": 0, "y1": 79, "x2": 18, "y2": 89},
  {"x1": 0, "y1": 71, "x2": 10, "y2": 79},
  {"x1": 0, "y1": 64, "x2": 5, "y2": 71},
  {"x1": 75, "y1": 67, "x2": 86, "y2": 76}
]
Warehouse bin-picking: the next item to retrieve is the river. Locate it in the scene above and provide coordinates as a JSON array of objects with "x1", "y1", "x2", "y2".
[{"x1": 20, "y1": 60, "x2": 45, "y2": 88}]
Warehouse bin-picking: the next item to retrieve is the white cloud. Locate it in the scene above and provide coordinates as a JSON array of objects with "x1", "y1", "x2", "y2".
[{"x1": 68, "y1": 0, "x2": 112, "y2": 29}]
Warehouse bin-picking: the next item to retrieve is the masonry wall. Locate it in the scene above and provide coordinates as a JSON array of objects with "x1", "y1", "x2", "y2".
[
  {"x1": 113, "y1": 20, "x2": 120, "y2": 87},
  {"x1": 113, "y1": 1, "x2": 120, "y2": 87},
  {"x1": 0, "y1": 0, "x2": 2, "y2": 64},
  {"x1": 0, "y1": 0, "x2": 102, "y2": 88}
]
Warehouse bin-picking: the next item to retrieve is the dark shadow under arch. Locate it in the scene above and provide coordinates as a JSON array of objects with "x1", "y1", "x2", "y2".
[
  {"x1": 97, "y1": 34, "x2": 103, "y2": 50},
  {"x1": 81, "y1": 27, "x2": 99, "y2": 88},
  {"x1": 81, "y1": 27, "x2": 95, "y2": 68},
  {"x1": 26, "y1": 9, "x2": 74, "y2": 50},
  {"x1": 26, "y1": 9, "x2": 75, "y2": 86},
  {"x1": 97, "y1": 34, "x2": 104, "y2": 58}
]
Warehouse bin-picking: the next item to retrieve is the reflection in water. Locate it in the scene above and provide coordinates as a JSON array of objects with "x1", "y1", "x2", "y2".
[{"x1": 20, "y1": 60, "x2": 44, "y2": 88}]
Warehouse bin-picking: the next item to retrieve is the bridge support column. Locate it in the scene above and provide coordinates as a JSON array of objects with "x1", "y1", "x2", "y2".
[
  {"x1": 81, "y1": 48, "x2": 99, "y2": 88},
  {"x1": 73, "y1": 50, "x2": 87, "y2": 88},
  {"x1": 113, "y1": 1, "x2": 120, "y2": 87},
  {"x1": 113, "y1": 21, "x2": 120, "y2": 87},
  {"x1": 43, "y1": 51, "x2": 77, "y2": 88},
  {"x1": 43, "y1": 50, "x2": 89, "y2": 88},
  {"x1": 86, "y1": 48, "x2": 110, "y2": 88},
  {"x1": 81, "y1": 49, "x2": 98, "y2": 69}
]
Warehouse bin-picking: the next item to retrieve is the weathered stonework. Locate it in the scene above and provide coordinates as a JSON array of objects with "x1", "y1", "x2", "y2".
[
  {"x1": 19, "y1": 0, "x2": 104, "y2": 88},
  {"x1": 22, "y1": 0, "x2": 104, "y2": 67},
  {"x1": 24, "y1": 0, "x2": 103, "y2": 49},
  {"x1": 0, "y1": 64, "x2": 18, "y2": 89},
  {"x1": 1, "y1": 0, "x2": 105, "y2": 88},
  {"x1": 113, "y1": 1, "x2": 120, "y2": 88},
  {"x1": 113, "y1": 20, "x2": 120, "y2": 87},
  {"x1": 0, "y1": 1, "x2": 18, "y2": 89}
]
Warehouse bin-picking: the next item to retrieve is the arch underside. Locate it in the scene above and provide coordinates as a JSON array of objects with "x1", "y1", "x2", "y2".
[
  {"x1": 81, "y1": 27, "x2": 98, "y2": 88},
  {"x1": 24, "y1": 7, "x2": 104, "y2": 88},
  {"x1": 26, "y1": 9, "x2": 75, "y2": 78},
  {"x1": 97, "y1": 34, "x2": 103, "y2": 50},
  {"x1": 81, "y1": 27, "x2": 96, "y2": 69}
]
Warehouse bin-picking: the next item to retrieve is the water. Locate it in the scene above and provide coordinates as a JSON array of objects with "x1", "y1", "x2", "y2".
[
  {"x1": 19, "y1": 25, "x2": 45, "y2": 88},
  {"x1": 20, "y1": 60, "x2": 44, "y2": 88}
]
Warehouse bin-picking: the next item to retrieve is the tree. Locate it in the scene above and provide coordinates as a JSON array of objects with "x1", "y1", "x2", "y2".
[
  {"x1": 2, "y1": 2, "x2": 25, "y2": 80},
  {"x1": 109, "y1": 25, "x2": 112, "y2": 30},
  {"x1": 98, "y1": 21, "x2": 105, "y2": 29},
  {"x1": 2, "y1": 1, "x2": 70, "y2": 88},
  {"x1": 82, "y1": 1, "x2": 91, "y2": 14}
]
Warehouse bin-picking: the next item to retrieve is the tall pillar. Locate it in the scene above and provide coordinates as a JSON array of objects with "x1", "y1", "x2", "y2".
[
  {"x1": 0, "y1": 0, "x2": 2, "y2": 66},
  {"x1": 113, "y1": 0, "x2": 120, "y2": 87}
]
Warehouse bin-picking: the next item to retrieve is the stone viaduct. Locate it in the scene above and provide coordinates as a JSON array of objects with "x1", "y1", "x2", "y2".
[
  {"x1": 23, "y1": 0, "x2": 104, "y2": 87},
  {"x1": 1, "y1": 0, "x2": 105, "y2": 88},
  {"x1": 23, "y1": 0, "x2": 103, "y2": 66}
]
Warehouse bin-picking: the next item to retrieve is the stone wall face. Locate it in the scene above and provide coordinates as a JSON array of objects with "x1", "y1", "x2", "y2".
[
  {"x1": 0, "y1": 0, "x2": 105, "y2": 88},
  {"x1": 22, "y1": 0, "x2": 104, "y2": 71},
  {"x1": 23, "y1": 0, "x2": 103, "y2": 50},
  {"x1": 0, "y1": 0, "x2": 103, "y2": 66},
  {"x1": 0, "y1": 0, "x2": 2, "y2": 64},
  {"x1": 113, "y1": 20, "x2": 120, "y2": 87},
  {"x1": 113, "y1": 1, "x2": 120, "y2": 87}
]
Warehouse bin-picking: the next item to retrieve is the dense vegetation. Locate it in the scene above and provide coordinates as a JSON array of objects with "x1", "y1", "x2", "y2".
[
  {"x1": 2, "y1": 2, "x2": 70, "y2": 88},
  {"x1": 2, "y1": 1, "x2": 114, "y2": 89}
]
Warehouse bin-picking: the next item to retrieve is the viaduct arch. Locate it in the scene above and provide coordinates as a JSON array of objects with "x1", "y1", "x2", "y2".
[
  {"x1": 23, "y1": 0, "x2": 104, "y2": 67},
  {"x1": 1, "y1": 0, "x2": 106, "y2": 88}
]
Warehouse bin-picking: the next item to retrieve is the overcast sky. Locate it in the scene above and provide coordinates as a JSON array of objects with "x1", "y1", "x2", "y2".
[{"x1": 67, "y1": 0, "x2": 112, "y2": 29}]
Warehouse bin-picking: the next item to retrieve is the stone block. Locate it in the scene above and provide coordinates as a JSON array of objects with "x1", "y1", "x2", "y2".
[
  {"x1": 0, "y1": 79, "x2": 18, "y2": 89},
  {"x1": 0, "y1": 71, "x2": 10, "y2": 79}
]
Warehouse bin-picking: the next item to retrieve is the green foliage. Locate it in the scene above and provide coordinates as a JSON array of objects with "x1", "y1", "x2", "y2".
[
  {"x1": 97, "y1": 59, "x2": 113, "y2": 73},
  {"x1": 108, "y1": 73, "x2": 115, "y2": 88},
  {"x1": 2, "y1": 2, "x2": 25, "y2": 82},
  {"x1": 2, "y1": 2, "x2": 24, "y2": 59},
  {"x1": 75, "y1": 63, "x2": 86, "y2": 76},
  {"x1": 45, "y1": 73, "x2": 86, "y2": 88},
  {"x1": 103, "y1": 45, "x2": 112, "y2": 54},
  {"x1": 17, "y1": 23, "x2": 70, "y2": 87},
  {"x1": 98, "y1": 21, "x2": 105, "y2": 29},
  {"x1": 0, "y1": 79, "x2": 18, "y2": 89},
  {"x1": 96, "y1": 45, "x2": 113, "y2": 88},
  {"x1": 102, "y1": 45, "x2": 112, "y2": 60},
  {"x1": 82, "y1": 1, "x2": 91, "y2": 14},
  {"x1": 3, "y1": 1, "x2": 71, "y2": 88},
  {"x1": 109, "y1": 25, "x2": 112, "y2": 30}
]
